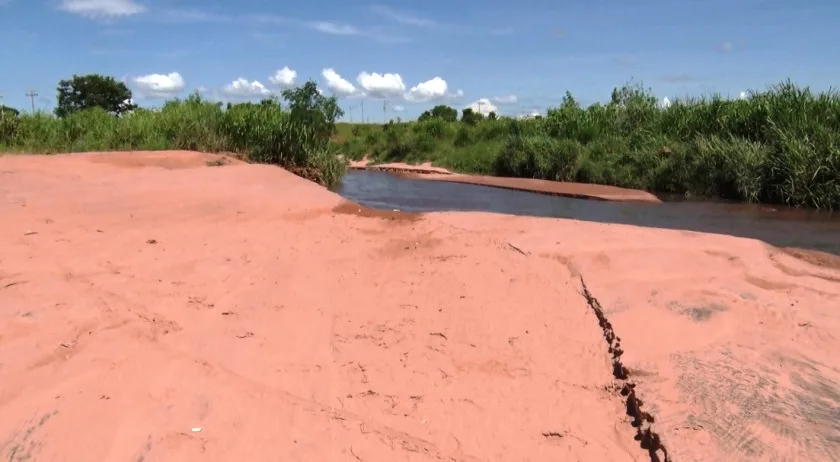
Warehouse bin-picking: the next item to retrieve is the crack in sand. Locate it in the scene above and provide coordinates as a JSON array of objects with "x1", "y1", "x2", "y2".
[{"x1": 579, "y1": 276, "x2": 671, "y2": 462}]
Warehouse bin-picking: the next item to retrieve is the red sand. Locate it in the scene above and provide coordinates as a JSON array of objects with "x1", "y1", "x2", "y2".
[
  {"x1": 349, "y1": 158, "x2": 661, "y2": 203},
  {"x1": 2, "y1": 151, "x2": 839, "y2": 461}
]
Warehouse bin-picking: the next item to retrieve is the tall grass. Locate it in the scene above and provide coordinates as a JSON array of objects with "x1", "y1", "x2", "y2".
[
  {"x1": 0, "y1": 94, "x2": 347, "y2": 187},
  {"x1": 342, "y1": 80, "x2": 840, "y2": 209}
]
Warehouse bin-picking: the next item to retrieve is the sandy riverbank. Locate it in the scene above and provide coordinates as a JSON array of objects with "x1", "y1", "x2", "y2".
[
  {"x1": 2, "y1": 151, "x2": 839, "y2": 461},
  {"x1": 348, "y1": 158, "x2": 661, "y2": 203}
]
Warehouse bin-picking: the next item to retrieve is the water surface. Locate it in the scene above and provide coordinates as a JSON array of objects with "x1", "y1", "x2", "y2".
[{"x1": 334, "y1": 170, "x2": 840, "y2": 256}]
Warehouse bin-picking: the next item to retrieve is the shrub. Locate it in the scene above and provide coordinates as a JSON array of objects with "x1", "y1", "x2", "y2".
[{"x1": 1, "y1": 80, "x2": 349, "y2": 187}]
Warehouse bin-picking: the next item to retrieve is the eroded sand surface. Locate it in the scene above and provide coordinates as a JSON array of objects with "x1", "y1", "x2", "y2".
[{"x1": 2, "y1": 151, "x2": 839, "y2": 461}]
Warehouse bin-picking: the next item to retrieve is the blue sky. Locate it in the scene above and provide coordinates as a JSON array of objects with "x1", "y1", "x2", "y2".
[{"x1": 1, "y1": 0, "x2": 839, "y2": 120}]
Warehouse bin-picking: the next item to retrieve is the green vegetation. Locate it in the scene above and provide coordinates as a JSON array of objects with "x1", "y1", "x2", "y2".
[
  {"x1": 1, "y1": 105, "x2": 20, "y2": 117},
  {"x1": 419, "y1": 105, "x2": 458, "y2": 123},
  {"x1": 3, "y1": 74, "x2": 838, "y2": 209},
  {"x1": 340, "y1": 81, "x2": 840, "y2": 210},
  {"x1": 0, "y1": 75, "x2": 347, "y2": 187},
  {"x1": 55, "y1": 74, "x2": 136, "y2": 118}
]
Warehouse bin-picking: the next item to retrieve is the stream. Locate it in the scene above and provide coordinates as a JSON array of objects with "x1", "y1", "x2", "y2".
[{"x1": 334, "y1": 170, "x2": 840, "y2": 256}]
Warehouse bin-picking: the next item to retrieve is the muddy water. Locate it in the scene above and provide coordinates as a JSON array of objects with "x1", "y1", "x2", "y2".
[{"x1": 334, "y1": 170, "x2": 840, "y2": 256}]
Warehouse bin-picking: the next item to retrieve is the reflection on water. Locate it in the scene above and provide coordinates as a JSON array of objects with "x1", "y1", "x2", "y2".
[{"x1": 333, "y1": 170, "x2": 840, "y2": 256}]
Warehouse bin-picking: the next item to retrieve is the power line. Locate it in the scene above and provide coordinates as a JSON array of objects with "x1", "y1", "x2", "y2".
[{"x1": 25, "y1": 89, "x2": 39, "y2": 113}]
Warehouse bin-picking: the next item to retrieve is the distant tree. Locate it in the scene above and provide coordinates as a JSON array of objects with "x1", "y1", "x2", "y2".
[
  {"x1": 55, "y1": 74, "x2": 136, "y2": 118},
  {"x1": 281, "y1": 80, "x2": 343, "y2": 138},
  {"x1": 488, "y1": 111, "x2": 497, "y2": 120},
  {"x1": 460, "y1": 107, "x2": 484, "y2": 125},
  {"x1": 610, "y1": 87, "x2": 621, "y2": 106},
  {"x1": 418, "y1": 104, "x2": 458, "y2": 122},
  {"x1": 1, "y1": 105, "x2": 19, "y2": 117},
  {"x1": 608, "y1": 80, "x2": 657, "y2": 108},
  {"x1": 259, "y1": 96, "x2": 281, "y2": 108},
  {"x1": 0, "y1": 105, "x2": 19, "y2": 140}
]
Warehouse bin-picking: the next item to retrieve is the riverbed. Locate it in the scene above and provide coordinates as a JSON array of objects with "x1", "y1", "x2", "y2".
[
  {"x1": 335, "y1": 169, "x2": 840, "y2": 257},
  {"x1": 2, "y1": 151, "x2": 839, "y2": 461}
]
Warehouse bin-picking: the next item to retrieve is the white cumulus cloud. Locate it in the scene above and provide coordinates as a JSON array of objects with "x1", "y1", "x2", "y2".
[
  {"x1": 269, "y1": 66, "x2": 297, "y2": 87},
  {"x1": 321, "y1": 68, "x2": 359, "y2": 97},
  {"x1": 738, "y1": 91, "x2": 748, "y2": 100},
  {"x1": 517, "y1": 110, "x2": 541, "y2": 120},
  {"x1": 393, "y1": 105, "x2": 405, "y2": 112},
  {"x1": 405, "y1": 77, "x2": 461, "y2": 103},
  {"x1": 357, "y1": 71, "x2": 406, "y2": 99},
  {"x1": 223, "y1": 78, "x2": 272, "y2": 98},
  {"x1": 59, "y1": 0, "x2": 146, "y2": 17},
  {"x1": 319, "y1": 69, "x2": 462, "y2": 102},
  {"x1": 466, "y1": 98, "x2": 498, "y2": 115},
  {"x1": 492, "y1": 95, "x2": 518, "y2": 104},
  {"x1": 133, "y1": 72, "x2": 185, "y2": 98},
  {"x1": 660, "y1": 97, "x2": 672, "y2": 108}
]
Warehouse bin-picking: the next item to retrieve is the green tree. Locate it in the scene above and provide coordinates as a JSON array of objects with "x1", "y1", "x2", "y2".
[
  {"x1": 0, "y1": 105, "x2": 20, "y2": 141},
  {"x1": 418, "y1": 104, "x2": 458, "y2": 122},
  {"x1": 259, "y1": 96, "x2": 281, "y2": 108},
  {"x1": 281, "y1": 80, "x2": 343, "y2": 138},
  {"x1": 610, "y1": 87, "x2": 621, "y2": 105},
  {"x1": 608, "y1": 80, "x2": 657, "y2": 108},
  {"x1": 1, "y1": 105, "x2": 19, "y2": 117},
  {"x1": 461, "y1": 107, "x2": 484, "y2": 125},
  {"x1": 55, "y1": 74, "x2": 136, "y2": 118},
  {"x1": 488, "y1": 111, "x2": 498, "y2": 120}
]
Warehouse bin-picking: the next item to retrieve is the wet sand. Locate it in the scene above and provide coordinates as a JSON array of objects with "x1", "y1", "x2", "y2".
[
  {"x1": 2, "y1": 151, "x2": 839, "y2": 461},
  {"x1": 349, "y1": 158, "x2": 661, "y2": 203}
]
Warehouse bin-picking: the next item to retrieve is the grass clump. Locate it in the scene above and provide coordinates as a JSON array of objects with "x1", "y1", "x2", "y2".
[
  {"x1": 339, "y1": 80, "x2": 840, "y2": 209},
  {"x1": 0, "y1": 80, "x2": 347, "y2": 187}
]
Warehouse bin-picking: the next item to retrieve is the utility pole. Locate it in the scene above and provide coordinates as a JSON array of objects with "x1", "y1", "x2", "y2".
[
  {"x1": 26, "y1": 89, "x2": 38, "y2": 113},
  {"x1": 383, "y1": 100, "x2": 388, "y2": 122},
  {"x1": 346, "y1": 104, "x2": 354, "y2": 122},
  {"x1": 360, "y1": 100, "x2": 365, "y2": 124},
  {"x1": 477, "y1": 100, "x2": 483, "y2": 115}
]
